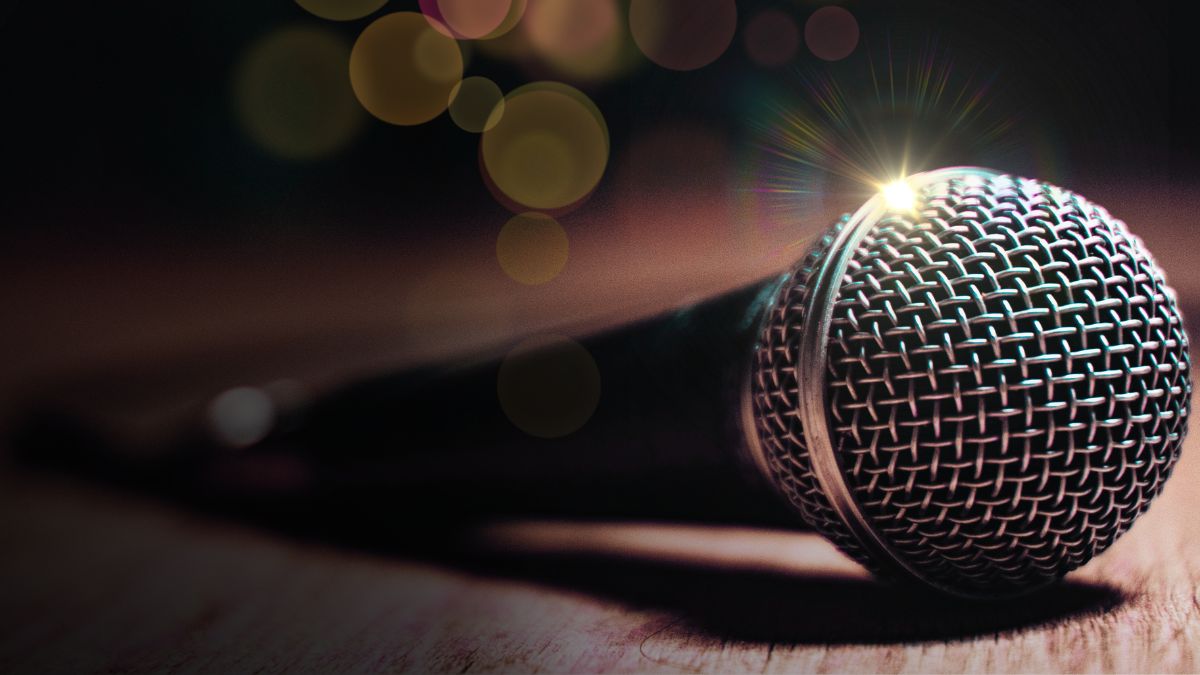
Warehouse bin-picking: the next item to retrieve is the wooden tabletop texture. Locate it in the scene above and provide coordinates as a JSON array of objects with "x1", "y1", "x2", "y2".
[{"x1": 1, "y1": 394, "x2": 1199, "y2": 675}]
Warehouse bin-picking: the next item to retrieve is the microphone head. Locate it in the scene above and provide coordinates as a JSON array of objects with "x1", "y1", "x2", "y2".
[{"x1": 748, "y1": 167, "x2": 1191, "y2": 597}]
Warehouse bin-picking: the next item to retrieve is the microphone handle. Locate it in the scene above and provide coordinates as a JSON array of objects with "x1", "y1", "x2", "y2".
[{"x1": 15, "y1": 274, "x2": 798, "y2": 530}]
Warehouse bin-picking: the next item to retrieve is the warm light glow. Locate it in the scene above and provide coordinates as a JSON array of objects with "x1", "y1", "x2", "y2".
[
  {"x1": 882, "y1": 180, "x2": 916, "y2": 211},
  {"x1": 498, "y1": 335, "x2": 600, "y2": 438},
  {"x1": 481, "y1": 81, "x2": 609, "y2": 210},
  {"x1": 419, "y1": 0, "x2": 513, "y2": 39},
  {"x1": 349, "y1": 12, "x2": 463, "y2": 126},
  {"x1": 749, "y1": 41, "x2": 1016, "y2": 212},
  {"x1": 295, "y1": 0, "x2": 387, "y2": 21},
  {"x1": 496, "y1": 212, "x2": 569, "y2": 284},
  {"x1": 449, "y1": 76, "x2": 505, "y2": 133},
  {"x1": 234, "y1": 27, "x2": 365, "y2": 160},
  {"x1": 629, "y1": 0, "x2": 737, "y2": 71},
  {"x1": 525, "y1": 0, "x2": 632, "y2": 82}
]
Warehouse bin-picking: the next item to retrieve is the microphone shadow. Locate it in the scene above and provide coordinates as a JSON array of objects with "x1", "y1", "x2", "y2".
[
  {"x1": 6, "y1": 442, "x2": 1125, "y2": 646},
  {"x1": 420, "y1": 524, "x2": 1124, "y2": 646}
]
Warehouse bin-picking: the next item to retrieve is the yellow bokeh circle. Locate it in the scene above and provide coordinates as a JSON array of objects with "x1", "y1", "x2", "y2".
[
  {"x1": 497, "y1": 212, "x2": 569, "y2": 284},
  {"x1": 481, "y1": 81, "x2": 609, "y2": 210},
  {"x1": 420, "y1": 0, "x2": 515, "y2": 39},
  {"x1": 350, "y1": 12, "x2": 463, "y2": 126},
  {"x1": 234, "y1": 26, "x2": 365, "y2": 160},
  {"x1": 449, "y1": 76, "x2": 505, "y2": 133},
  {"x1": 294, "y1": 0, "x2": 388, "y2": 21},
  {"x1": 481, "y1": 0, "x2": 528, "y2": 39},
  {"x1": 498, "y1": 334, "x2": 601, "y2": 438},
  {"x1": 524, "y1": 0, "x2": 637, "y2": 82}
]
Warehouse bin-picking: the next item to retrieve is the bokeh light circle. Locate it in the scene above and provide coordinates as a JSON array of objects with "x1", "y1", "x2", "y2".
[
  {"x1": 497, "y1": 212, "x2": 569, "y2": 284},
  {"x1": 498, "y1": 334, "x2": 601, "y2": 438},
  {"x1": 350, "y1": 12, "x2": 463, "y2": 126},
  {"x1": 449, "y1": 76, "x2": 505, "y2": 133},
  {"x1": 481, "y1": 81, "x2": 609, "y2": 210},
  {"x1": 419, "y1": 0, "x2": 514, "y2": 39},
  {"x1": 484, "y1": 0, "x2": 529, "y2": 39},
  {"x1": 527, "y1": 0, "x2": 616, "y2": 54},
  {"x1": 525, "y1": 0, "x2": 631, "y2": 81},
  {"x1": 295, "y1": 0, "x2": 387, "y2": 21},
  {"x1": 629, "y1": 0, "x2": 737, "y2": 71},
  {"x1": 745, "y1": 9, "x2": 799, "y2": 67},
  {"x1": 804, "y1": 6, "x2": 859, "y2": 61},
  {"x1": 208, "y1": 387, "x2": 275, "y2": 448},
  {"x1": 475, "y1": 0, "x2": 528, "y2": 40},
  {"x1": 234, "y1": 26, "x2": 365, "y2": 160}
]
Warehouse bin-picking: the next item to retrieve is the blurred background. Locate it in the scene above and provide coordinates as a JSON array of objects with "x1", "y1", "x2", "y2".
[
  {"x1": 0, "y1": 1, "x2": 1195, "y2": 670},
  {"x1": 0, "y1": 0, "x2": 1193, "y2": 517}
]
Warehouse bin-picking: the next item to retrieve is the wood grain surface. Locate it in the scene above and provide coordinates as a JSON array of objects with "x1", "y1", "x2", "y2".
[{"x1": 1, "y1": 392, "x2": 1199, "y2": 674}]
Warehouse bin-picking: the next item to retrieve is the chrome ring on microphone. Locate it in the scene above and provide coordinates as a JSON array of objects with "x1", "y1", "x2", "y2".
[{"x1": 796, "y1": 167, "x2": 1006, "y2": 595}]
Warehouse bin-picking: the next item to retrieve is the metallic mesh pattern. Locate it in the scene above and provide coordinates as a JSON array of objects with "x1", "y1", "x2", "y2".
[
  {"x1": 752, "y1": 172, "x2": 1191, "y2": 595},
  {"x1": 750, "y1": 215, "x2": 880, "y2": 573}
]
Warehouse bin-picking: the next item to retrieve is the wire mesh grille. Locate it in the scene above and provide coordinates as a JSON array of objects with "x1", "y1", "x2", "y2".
[
  {"x1": 752, "y1": 173, "x2": 1191, "y2": 595},
  {"x1": 750, "y1": 215, "x2": 881, "y2": 574}
]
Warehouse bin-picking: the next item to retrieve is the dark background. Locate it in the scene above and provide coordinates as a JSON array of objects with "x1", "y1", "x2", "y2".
[{"x1": 0, "y1": 0, "x2": 1189, "y2": 245}]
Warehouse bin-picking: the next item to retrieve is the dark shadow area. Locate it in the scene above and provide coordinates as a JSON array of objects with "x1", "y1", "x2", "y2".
[
  {"x1": 430, "y1": 549, "x2": 1124, "y2": 645},
  {"x1": 6, "y1": 292, "x2": 1129, "y2": 648},
  {"x1": 3, "y1": 449, "x2": 1126, "y2": 647},
  {"x1": 8, "y1": 361, "x2": 1129, "y2": 647},
  {"x1": 5, "y1": 278, "x2": 795, "y2": 529}
]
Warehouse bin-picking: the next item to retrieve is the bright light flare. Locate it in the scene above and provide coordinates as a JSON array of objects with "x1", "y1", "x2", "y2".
[
  {"x1": 745, "y1": 39, "x2": 1027, "y2": 229},
  {"x1": 881, "y1": 180, "x2": 916, "y2": 212}
]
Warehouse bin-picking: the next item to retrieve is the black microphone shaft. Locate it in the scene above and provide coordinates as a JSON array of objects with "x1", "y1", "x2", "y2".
[{"x1": 16, "y1": 275, "x2": 797, "y2": 527}]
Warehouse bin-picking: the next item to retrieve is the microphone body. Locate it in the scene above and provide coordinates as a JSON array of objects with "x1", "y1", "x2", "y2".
[
  {"x1": 15, "y1": 275, "x2": 796, "y2": 526},
  {"x1": 287, "y1": 275, "x2": 787, "y2": 523}
]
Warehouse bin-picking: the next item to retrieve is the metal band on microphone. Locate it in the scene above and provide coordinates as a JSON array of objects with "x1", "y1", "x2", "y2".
[{"x1": 796, "y1": 167, "x2": 1003, "y2": 593}]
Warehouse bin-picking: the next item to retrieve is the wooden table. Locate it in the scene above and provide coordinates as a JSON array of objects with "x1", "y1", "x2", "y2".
[{"x1": 2, "y1": 394, "x2": 1199, "y2": 674}]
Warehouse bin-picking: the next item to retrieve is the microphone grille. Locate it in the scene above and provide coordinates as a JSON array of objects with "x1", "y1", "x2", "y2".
[{"x1": 750, "y1": 169, "x2": 1191, "y2": 596}]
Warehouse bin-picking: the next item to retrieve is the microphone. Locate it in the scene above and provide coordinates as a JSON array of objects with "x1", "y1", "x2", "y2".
[
  {"x1": 15, "y1": 167, "x2": 1190, "y2": 597},
  {"x1": 747, "y1": 167, "x2": 1190, "y2": 596}
]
